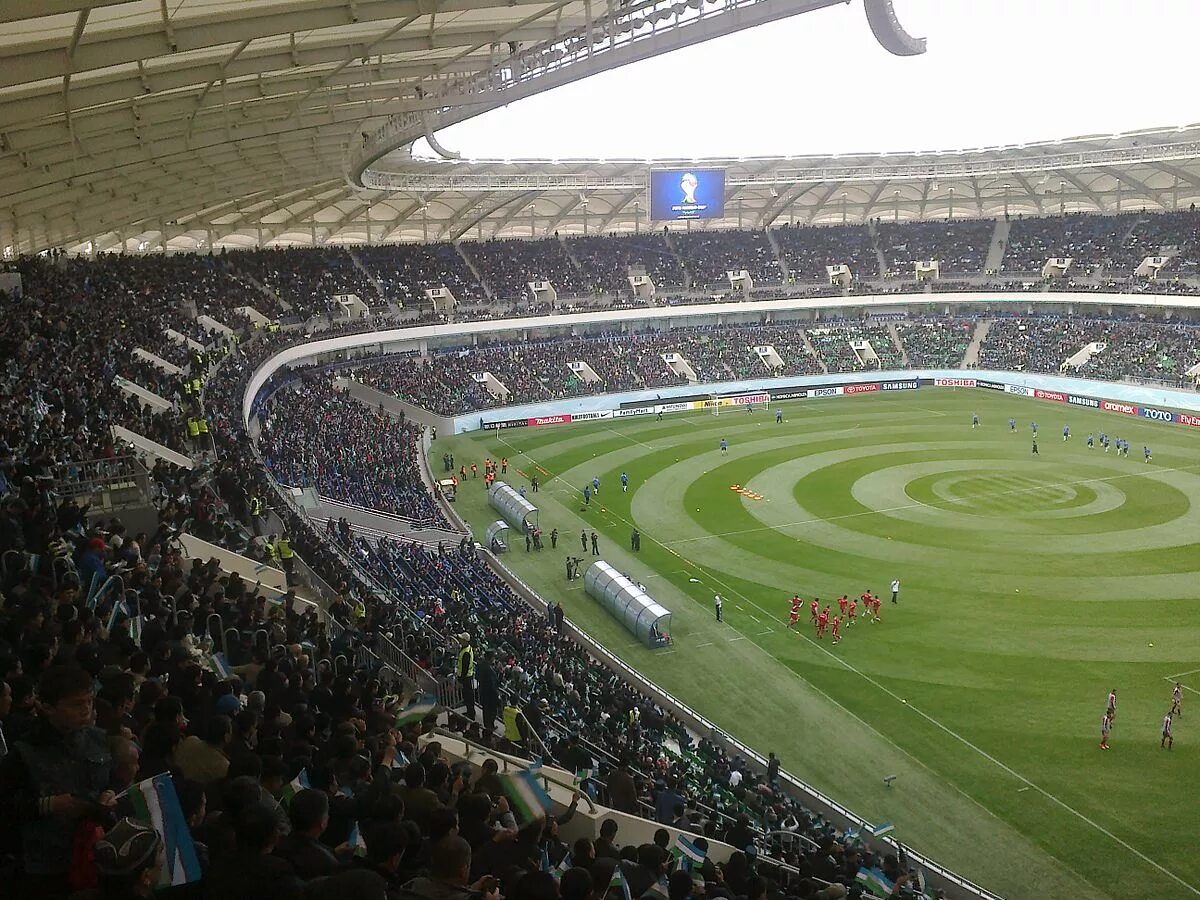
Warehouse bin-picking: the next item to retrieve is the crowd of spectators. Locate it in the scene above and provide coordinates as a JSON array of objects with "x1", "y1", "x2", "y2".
[
  {"x1": 567, "y1": 235, "x2": 687, "y2": 294},
  {"x1": 1001, "y1": 213, "x2": 1138, "y2": 274},
  {"x1": 773, "y1": 225, "x2": 878, "y2": 282},
  {"x1": 977, "y1": 317, "x2": 1101, "y2": 373},
  {"x1": 0, "y1": 254, "x2": 919, "y2": 900},
  {"x1": 1081, "y1": 319, "x2": 1200, "y2": 382},
  {"x1": 15, "y1": 223, "x2": 1200, "y2": 899},
  {"x1": 895, "y1": 320, "x2": 975, "y2": 368},
  {"x1": 257, "y1": 376, "x2": 446, "y2": 526},
  {"x1": 227, "y1": 247, "x2": 382, "y2": 319},
  {"x1": 460, "y1": 239, "x2": 592, "y2": 302},
  {"x1": 671, "y1": 230, "x2": 782, "y2": 289},
  {"x1": 876, "y1": 220, "x2": 994, "y2": 275},
  {"x1": 354, "y1": 243, "x2": 488, "y2": 307}
]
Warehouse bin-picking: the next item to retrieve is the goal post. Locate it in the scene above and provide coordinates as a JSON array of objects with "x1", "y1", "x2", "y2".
[{"x1": 708, "y1": 392, "x2": 770, "y2": 416}]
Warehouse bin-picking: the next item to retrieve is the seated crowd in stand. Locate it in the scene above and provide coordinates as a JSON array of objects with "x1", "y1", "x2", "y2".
[{"x1": 8, "y1": 212, "x2": 1200, "y2": 898}]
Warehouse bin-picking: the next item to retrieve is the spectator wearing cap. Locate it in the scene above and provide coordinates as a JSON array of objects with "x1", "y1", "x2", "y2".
[
  {"x1": 93, "y1": 817, "x2": 165, "y2": 899},
  {"x1": 0, "y1": 665, "x2": 117, "y2": 895}
]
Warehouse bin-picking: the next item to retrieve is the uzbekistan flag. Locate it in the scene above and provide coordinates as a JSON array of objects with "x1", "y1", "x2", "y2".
[
  {"x1": 280, "y1": 768, "x2": 311, "y2": 806},
  {"x1": 855, "y1": 867, "x2": 894, "y2": 899},
  {"x1": 127, "y1": 774, "x2": 202, "y2": 887},
  {"x1": 871, "y1": 821, "x2": 895, "y2": 838},
  {"x1": 394, "y1": 693, "x2": 438, "y2": 728},
  {"x1": 499, "y1": 768, "x2": 553, "y2": 824},
  {"x1": 608, "y1": 865, "x2": 632, "y2": 900},
  {"x1": 347, "y1": 821, "x2": 368, "y2": 857},
  {"x1": 672, "y1": 833, "x2": 705, "y2": 871},
  {"x1": 208, "y1": 652, "x2": 232, "y2": 679}
]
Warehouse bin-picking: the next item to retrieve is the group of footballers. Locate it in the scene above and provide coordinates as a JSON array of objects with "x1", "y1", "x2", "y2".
[
  {"x1": 1100, "y1": 684, "x2": 1183, "y2": 751},
  {"x1": 785, "y1": 591, "x2": 885, "y2": 644},
  {"x1": 973, "y1": 414, "x2": 1154, "y2": 461}
]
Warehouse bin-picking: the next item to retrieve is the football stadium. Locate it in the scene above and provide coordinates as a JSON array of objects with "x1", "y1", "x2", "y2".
[{"x1": 4, "y1": 2, "x2": 1200, "y2": 899}]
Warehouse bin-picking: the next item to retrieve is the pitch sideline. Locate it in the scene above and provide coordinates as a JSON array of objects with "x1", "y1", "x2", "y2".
[{"x1": 496, "y1": 435, "x2": 1200, "y2": 897}]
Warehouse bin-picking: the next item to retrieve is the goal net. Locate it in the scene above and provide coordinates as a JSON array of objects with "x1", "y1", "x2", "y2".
[{"x1": 708, "y1": 392, "x2": 769, "y2": 416}]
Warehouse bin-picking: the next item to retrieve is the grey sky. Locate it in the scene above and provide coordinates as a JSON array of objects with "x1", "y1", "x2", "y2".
[{"x1": 425, "y1": 0, "x2": 1198, "y2": 161}]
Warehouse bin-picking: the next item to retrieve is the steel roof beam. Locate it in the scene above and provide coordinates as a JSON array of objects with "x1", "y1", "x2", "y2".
[{"x1": 0, "y1": 5, "x2": 573, "y2": 90}]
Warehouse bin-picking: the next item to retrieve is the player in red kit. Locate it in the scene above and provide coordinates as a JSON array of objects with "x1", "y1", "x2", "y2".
[
  {"x1": 816, "y1": 606, "x2": 830, "y2": 638},
  {"x1": 838, "y1": 595, "x2": 848, "y2": 617},
  {"x1": 871, "y1": 594, "x2": 882, "y2": 622},
  {"x1": 810, "y1": 599, "x2": 819, "y2": 623},
  {"x1": 787, "y1": 599, "x2": 801, "y2": 630},
  {"x1": 847, "y1": 599, "x2": 857, "y2": 624},
  {"x1": 831, "y1": 615, "x2": 842, "y2": 644}
]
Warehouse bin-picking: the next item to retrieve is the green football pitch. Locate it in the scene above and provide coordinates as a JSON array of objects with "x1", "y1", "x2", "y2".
[{"x1": 434, "y1": 388, "x2": 1200, "y2": 900}]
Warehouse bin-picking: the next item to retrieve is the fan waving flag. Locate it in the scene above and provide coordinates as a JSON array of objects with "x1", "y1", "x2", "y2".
[
  {"x1": 208, "y1": 652, "x2": 232, "y2": 679},
  {"x1": 127, "y1": 774, "x2": 202, "y2": 887},
  {"x1": 394, "y1": 693, "x2": 439, "y2": 729},
  {"x1": 672, "y1": 833, "x2": 706, "y2": 871},
  {"x1": 499, "y1": 768, "x2": 553, "y2": 824},
  {"x1": 280, "y1": 768, "x2": 311, "y2": 806},
  {"x1": 608, "y1": 865, "x2": 633, "y2": 900},
  {"x1": 855, "y1": 867, "x2": 894, "y2": 898}
]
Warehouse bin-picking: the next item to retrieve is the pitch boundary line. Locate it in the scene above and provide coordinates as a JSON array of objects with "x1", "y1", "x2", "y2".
[
  {"x1": 665, "y1": 463, "x2": 1200, "y2": 546},
  {"x1": 1162, "y1": 675, "x2": 1200, "y2": 697},
  {"x1": 603, "y1": 426, "x2": 656, "y2": 451},
  {"x1": 705, "y1": 572, "x2": 1200, "y2": 897},
  {"x1": 496, "y1": 435, "x2": 1199, "y2": 894}
]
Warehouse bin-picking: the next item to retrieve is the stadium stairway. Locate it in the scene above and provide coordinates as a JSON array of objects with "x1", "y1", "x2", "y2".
[
  {"x1": 962, "y1": 319, "x2": 992, "y2": 368},
  {"x1": 455, "y1": 242, "x2": 493, "y2": 300},
  {"x1": 985, "y1": 218, "x2": 1011, "y2": 273},
  {"x1": 165, "y1": 327, "x2": 206, "y2": 354},
  {"x1": 422, "y1": 730, "x2": 746, "y2": 866},
  {"x1": 133, "y1": 347, "x2": 185, "y2": 377},
  {"x1": 178, "y1": 532, "x2": 322, "y2": 611},
  {"x1": 110, "y1": 424, "x2": 195, "y2": 469},
  {"x1": 765, "y1": 226, "x2": 789, "y2": 280},
  {"x1": 238, "y1": 270, "x2": 294, "y2": 313},
  {"x1": 662, "y1": 230, "x2": 692, "y2": 288},
  {"x1": 558, "y1": 231, "x2": 587, "y2": 275},
  {"x1": 867, "y1": 219, "x2": 889, "y2": 277},
  {"x1": 799, "y1": 328, "x2": 829, "y2": 374},
  {"x1": 113, "y1": 375, "x2": 174, "y2": 414},
  {"x1": 309, "y1": 496, "x2": 464, "y2": 548},
  {"x1": 886, "y1": 321, "x2": 910, "y2": 366},
  {"x1": 348, "y1": 247, "x2": 390, "y2": 301}
]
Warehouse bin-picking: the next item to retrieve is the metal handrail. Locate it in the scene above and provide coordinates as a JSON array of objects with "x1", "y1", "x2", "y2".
[{"x1": 429, "y1": 726, "x2": 596, "y2": 815}]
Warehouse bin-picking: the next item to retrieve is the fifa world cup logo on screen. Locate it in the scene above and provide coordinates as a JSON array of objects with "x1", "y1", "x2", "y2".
[{"x1": 680, "y1": 172, "x2": 699, "y2": 205}]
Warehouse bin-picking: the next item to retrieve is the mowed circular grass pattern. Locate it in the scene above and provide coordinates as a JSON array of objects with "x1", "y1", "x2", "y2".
[{"x1": 440, "y1": 387, "x2": 1200, "y2": 900}]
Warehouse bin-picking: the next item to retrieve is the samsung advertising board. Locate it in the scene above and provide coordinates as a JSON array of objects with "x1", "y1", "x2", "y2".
[{"x1": 649, "y1": 168, "x2": 726, "y2": 221}]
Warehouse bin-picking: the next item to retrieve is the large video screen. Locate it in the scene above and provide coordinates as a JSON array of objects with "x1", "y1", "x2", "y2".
[{"x1": 649, "y1": 168, "x2": 726, "y2": 221}]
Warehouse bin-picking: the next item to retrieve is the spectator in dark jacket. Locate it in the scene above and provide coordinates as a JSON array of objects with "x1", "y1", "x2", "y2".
[
  {"x1": 275, "y1": 788, "x2": 342, "y2": 879},
  {"x1": 207, "y1": 800, "x2": 305, "y2": 900}
]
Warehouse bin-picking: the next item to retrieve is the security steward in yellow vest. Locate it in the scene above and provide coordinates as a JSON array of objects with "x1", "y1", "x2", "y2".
[
  {"x1": 186, "y1": 417, "x2": 200, "y2": 448},
  {"x1": 246, "y1": 494, "x2": 262, "y2": 535},
  {"x1": 456, "y1": 633, "x2": 476, "y2": 720},
  {"x1": 276, "y1": 534, "x2": 294, "y2": 585}
]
